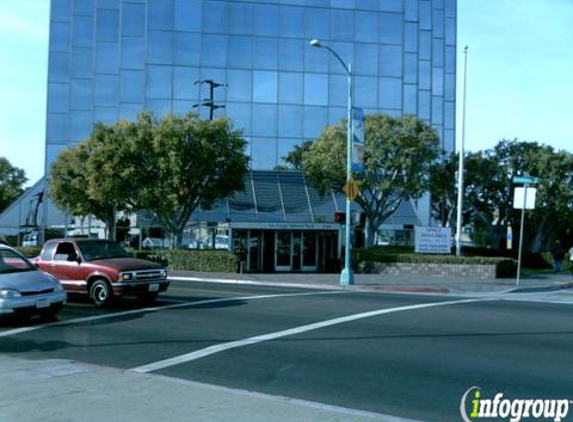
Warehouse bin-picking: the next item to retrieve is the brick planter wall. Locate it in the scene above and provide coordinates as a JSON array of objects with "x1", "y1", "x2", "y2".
[{"x1": 370, "y1": 262, "x2": 498, "y2": 279}]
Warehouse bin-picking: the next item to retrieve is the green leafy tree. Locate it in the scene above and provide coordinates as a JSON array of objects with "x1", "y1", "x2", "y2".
[
  {"x1": 429, "y1": 151, "x2": 507, "y2": 246},
  {"x1": 463, "y1": 148, "x2": 512, "y2": 249},
  {"x1": 490, "y1": 140, "x2": 573, "y2": 251},
  {"x1": 276, "y1": 141, "x2": 313, "y2": 171},
  {"x1": 304, "y1": 113, "x2": 440, "y2": 247},
  {"x1": 49, "y1": 112, "x2": 249, "y2": 248},
  {"x1": 527, "y1": 148, "x2": 573, "y2": 249},
  {"x1": 83, "y1": 120, "x2": 141, "y2": 240},
  {"x1": 115, "y1": 216, "x2": 131, "y2": 243},
  {"x1": 455, "y1": 139, "x2": 573, "y2": 251},
  {"x1": 0, "y1": 157, "x2": 28, "y2": 213},
  {"x1": 48, "y1": 140, "x2": 124, "y2": 240},
  {"x1": 429, "y1": 152, "x2": 458, "y2": 228},
  {"x1": 119, "y1": 112, "x2": 249, "y2": 248}
]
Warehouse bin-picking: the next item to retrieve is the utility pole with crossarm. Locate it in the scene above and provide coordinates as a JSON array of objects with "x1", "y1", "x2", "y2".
[{"x1": 193, "y1": 79, "x2": 227, "y2": 120}]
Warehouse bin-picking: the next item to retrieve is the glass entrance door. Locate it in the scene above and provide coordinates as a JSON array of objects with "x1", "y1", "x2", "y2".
[
  {"x1": 274, "y1": 231, "x2": 318, "y2": 272},
  {"x1": 248, "y1": 230, "x2": 262, "y2": 272},
  {"x1": 275, "y1": 231, "x2": 292, "y2": 271},
  {"x1": 292, "y1": 232, "x2": 302, "y2": 271},
  {"x1": 302, "y1": 231, "x2": 318, "y2": 271}
]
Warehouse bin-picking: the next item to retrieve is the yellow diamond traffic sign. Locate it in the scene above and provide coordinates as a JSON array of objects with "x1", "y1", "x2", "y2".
[{"x1": 343, "y1": 179, "x2": 360, "y2": 202}]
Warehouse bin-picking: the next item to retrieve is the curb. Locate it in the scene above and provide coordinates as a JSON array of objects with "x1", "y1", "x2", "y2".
[
  {"x1": 507, "y1": 282, "x2": 573, "y2": 294},
  {"x1": 169, "y1": 276, "x2": 344, "y2": 291},
  {"x1": 169, "y1": 275, "x2": 573, "y2": 297},
  {"x1": 170, "y1": 276, "x2": 455, "y2": 295},
  {"x1": 372, "y1": 286, "x2": 451, "y2": 294}
]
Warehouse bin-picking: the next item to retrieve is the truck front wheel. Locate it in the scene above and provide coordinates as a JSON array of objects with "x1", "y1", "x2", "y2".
[{"x1": 90, "y1": 280, "x2": 112, "y2": 307}]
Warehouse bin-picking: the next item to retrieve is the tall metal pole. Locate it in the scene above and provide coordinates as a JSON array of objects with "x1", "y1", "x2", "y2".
[
  {"x1": 310, "y1": 39, "x2": 353, "y2": 286},
  {"x1": 516, "y1": 183, "x2": 528, "y2": 288},
  {"x1": 456, "y1": 46, "x2": 468, "y2": 257},
  {"x1": 340, "y1": 63, "x2": 354, "y2": 286}
]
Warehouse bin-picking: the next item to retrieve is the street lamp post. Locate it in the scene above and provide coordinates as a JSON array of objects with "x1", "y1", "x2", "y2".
[{"x1": 310, "y1": 39, "x2": 354, "y2": 286}]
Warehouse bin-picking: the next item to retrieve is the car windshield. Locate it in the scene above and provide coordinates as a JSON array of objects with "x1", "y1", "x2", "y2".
[
  {"x1": 0, "y1": 248, "x2": 35, "y2": 274},
  {"x1": 77, "y1": 241, "x2": 131, "y2": 261}
]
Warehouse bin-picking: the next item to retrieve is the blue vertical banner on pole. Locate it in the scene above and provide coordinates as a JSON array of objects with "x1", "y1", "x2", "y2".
[{"x1": 351, "y1": 107, "x2": 365, "y2": 173}]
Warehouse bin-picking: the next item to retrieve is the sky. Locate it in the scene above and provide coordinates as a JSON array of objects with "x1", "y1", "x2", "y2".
[{"x1": 0, "y1": 0, "x2": 572, "y2": 187}]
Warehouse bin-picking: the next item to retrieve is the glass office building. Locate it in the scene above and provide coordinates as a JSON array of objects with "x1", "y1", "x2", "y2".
[
  {"x1": 46, "y1": 0, "x2": 456, "y2": 171},
  {"x1": 0, "y1": 0, "x2": 458, "y2": 270}
]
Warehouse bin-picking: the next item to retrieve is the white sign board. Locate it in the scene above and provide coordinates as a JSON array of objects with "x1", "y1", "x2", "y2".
[
  {"x1": 415, "y1": 226, "x2": 451, "y2": 254},
  {"x1": 513, "y1": 187, "x2": 537, "y2": 210}
]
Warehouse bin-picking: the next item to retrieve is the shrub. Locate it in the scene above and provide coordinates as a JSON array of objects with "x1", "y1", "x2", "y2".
[
  {"x1": 133, "y1": 249, "x2": 239, "y2": 272},
  {"x1": 16, "y1": 246, "x2": 43, "y2": 258},
  {"x1": 2, "y1": 235, "x2": 18, "y2": 246},
  {"x1": 355, "y1": 246, "x2": 516, "y2": 276},
  {"x1": 495, "y1": 259, "x2": 517, "y2": 278},
  {"x1": 461, "y1": 247, "x2": 552, "y2": 270},
  {"x1": 132, "y1": 250, "x2": 170, "y2": 266}
]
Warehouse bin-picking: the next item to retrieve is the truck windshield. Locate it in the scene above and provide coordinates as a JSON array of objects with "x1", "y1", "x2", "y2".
[{"x1": 78, "y1": 241, "x2": 131, "y2": 261}]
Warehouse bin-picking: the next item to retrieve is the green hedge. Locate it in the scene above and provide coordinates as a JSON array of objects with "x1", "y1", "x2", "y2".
[
  {"x1": 355, "y1": 246, "x2": 516, "y2": 278},
  {"x1": 133, "y1": 249, "x2": 239, "y2": 272},
  {"x1": 462, "y1": 247, "x2": 552, "y2": 270},
  {"x1": 15, "y1": 246, "x2": 43, "y2": 258}
]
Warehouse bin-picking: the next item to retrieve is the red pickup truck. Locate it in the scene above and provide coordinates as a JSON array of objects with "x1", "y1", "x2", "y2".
[{"x1": 35, "y1": 238, "x2": 169, "y2": 307}]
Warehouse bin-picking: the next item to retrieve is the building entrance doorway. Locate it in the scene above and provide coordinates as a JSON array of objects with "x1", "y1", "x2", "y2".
[
  {"x1": 231, "y1": 227, "x2": 338, "y2": 273},
  {"x1": 274, "y1": 230, "x2": 318, "y2": 272}
]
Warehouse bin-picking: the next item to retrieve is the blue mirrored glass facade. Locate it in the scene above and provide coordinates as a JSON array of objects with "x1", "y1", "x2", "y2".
[{"x1": 46, "y1": 0, "x2": 456, "y2": 172}]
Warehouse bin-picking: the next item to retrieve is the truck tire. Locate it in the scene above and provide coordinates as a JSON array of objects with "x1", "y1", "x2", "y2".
[{"x1": 90, "y1": 279, "x2": 112, "y2": 307}]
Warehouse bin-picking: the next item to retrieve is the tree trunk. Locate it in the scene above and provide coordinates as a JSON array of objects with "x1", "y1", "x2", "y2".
[
  {"x1": 364, "y1": 217, "x2": 375, "y2": 248},
  {"x1": 103, "y1": 206, "x2": 118, "y2": 242},
  {"x1": 107, "y1": 216, "x2": 117, "y2": 242},
  {"x1": 530, "y1": 229, "x2": 545, "y2": 253},
  {"x1": 529, "y1": 213, "x2": 553, "y2": 252},
  {"x1": 173, "y1": 228, "x2": 184, "y2": 250}
]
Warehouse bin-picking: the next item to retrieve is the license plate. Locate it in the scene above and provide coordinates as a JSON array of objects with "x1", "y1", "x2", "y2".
[
  {"x1": 36, "y1": 299, "x2": 50, "y2": 309},
  {"x1": 148, "y1": 283, "x2": 159, "y2": 292}
]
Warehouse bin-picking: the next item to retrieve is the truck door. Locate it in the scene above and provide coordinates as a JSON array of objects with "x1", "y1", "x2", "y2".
[{"x1": 49, "y1": 241, "x2": 85, "y2": 293}]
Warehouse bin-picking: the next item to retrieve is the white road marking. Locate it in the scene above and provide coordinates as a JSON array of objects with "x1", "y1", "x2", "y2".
[
  {"x1": 0, "y1": 291, "x2": 344, "y2": 338},
  {"x1": 132, "y1": 297, "x2": 493, "y2": 373}
]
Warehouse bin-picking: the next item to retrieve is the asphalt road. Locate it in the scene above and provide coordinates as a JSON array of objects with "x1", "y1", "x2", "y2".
[{"x1": 1, "y1": 280, "x2": 572, "y2": 422}]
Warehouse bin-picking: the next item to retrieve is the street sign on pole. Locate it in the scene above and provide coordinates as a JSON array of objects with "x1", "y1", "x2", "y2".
[
  {"x1": 514, "y1": 183, "x2": 537, "y2": 288},
  {"x1": 513, "y1": 176, "x2": 539, "y2": 185},
  {"x1": 343, "y1": 179, "x2": 360, "y2": 202},
  {"x1": 513, "y1": 187, "x2": 537, "y2": 210}
]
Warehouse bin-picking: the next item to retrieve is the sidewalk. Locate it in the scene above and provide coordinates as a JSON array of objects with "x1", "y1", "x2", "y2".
[
  {"x1": 0, "y1": 356, "x2": 404, "y2": 422},
  {"x1": 170, "y1": 270, "x2": 573, "y2": 296}
]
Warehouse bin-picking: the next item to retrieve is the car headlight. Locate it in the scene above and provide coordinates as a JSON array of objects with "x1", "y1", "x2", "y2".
[
  {"x1": 53, "y1": 283, "x2": 64, "y2": 292},
  {"x1": 0, "y1": 289, "x2": 22, "y2": 299},
  {"x1": 160, "y1": 269, "x2": 167, "y2": 279},
  {"x1": 118, "y1": 272, "x2": 134, "y2": 281}
]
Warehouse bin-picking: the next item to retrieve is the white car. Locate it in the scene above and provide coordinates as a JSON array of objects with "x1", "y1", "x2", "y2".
[{"x1": 0, "y1": 244, "x2": 67, "y2": 318}]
